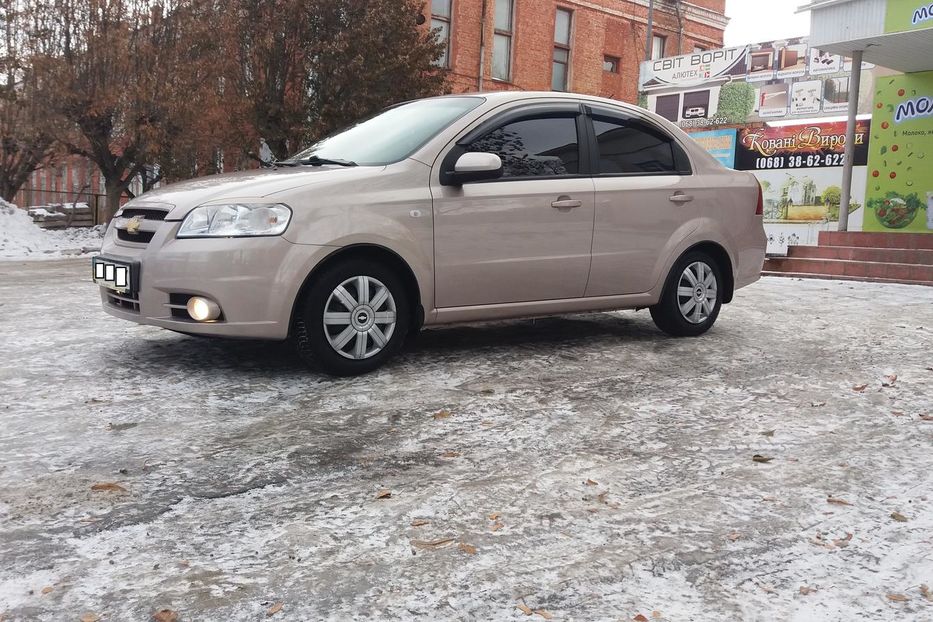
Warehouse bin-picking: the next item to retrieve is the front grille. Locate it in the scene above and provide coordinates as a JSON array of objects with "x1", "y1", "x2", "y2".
[
  {"x1": 121, "y1": 207, "x2": 168, "y2": 221},
  {"x1": 117, "y1": 229, "x2": 156, "y2": 243},
  {"x1": 106, "y1": 290, "x2": 140, "y2": 313},
  {"x1": 114, "y1": 206, "x2": 169, "y2": 245}
]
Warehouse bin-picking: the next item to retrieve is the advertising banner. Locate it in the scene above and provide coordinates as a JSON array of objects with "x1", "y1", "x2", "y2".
[
  {"x1": 640, "y1": 37, "x2": 888, "y2": 130},
  {"x1": 729, "y1": 120, "x2": 871, "y2": 251},
  {"x1": 640, "y1": 46, "x2": 749, "y2": 91},
  {"x1": 885, "y1": 0, "x2": 933, "y2": 34},
  {"x1": 863, "y1": 72, "x2": 933, "y2": 233},
  {"x1": 686, "y1": 129, "x2": 737, "y2": 168},
  {"x1": 734, "y1": 121, "x2": 870, "y2": 171}
]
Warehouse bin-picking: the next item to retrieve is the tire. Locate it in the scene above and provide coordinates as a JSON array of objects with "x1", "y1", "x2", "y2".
[
  {"x1": 650, "y1": 250, "x2": 723, "y2": 337},
  {"x1": 294, "y1": 259, "x2": 410, "y2": 376}
]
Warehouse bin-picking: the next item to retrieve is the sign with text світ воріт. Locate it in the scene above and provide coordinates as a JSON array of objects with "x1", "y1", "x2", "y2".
[
  {"x1": 863, "y1": 72, "x2": 933, "y2": 232},
  {"x1": 640, "y1": 46, "x2": 749, "y2": 90}
]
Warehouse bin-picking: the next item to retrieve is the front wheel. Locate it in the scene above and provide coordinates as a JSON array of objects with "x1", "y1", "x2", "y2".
[
  {"x1": 650, "y1": 251, "x2": 723, "y2": 337},
  {"x1": 294, "y1": 259, "x2": 410, "y2": 376}
]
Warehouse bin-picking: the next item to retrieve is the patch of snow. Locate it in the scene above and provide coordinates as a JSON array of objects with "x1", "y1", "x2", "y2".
[
  {"x1": 0, "y1": 199, "x2": 104, "y2": 260},
  {"x1": 26, "y1": 207, "x2": 67, "y2": 221},
  {"x1": 37, "y1": 201, "x2": 90, "y2": 211}
]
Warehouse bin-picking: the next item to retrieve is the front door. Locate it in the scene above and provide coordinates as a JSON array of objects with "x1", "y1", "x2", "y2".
[{"x1": 432, "y1": 108, "x2": 595, "y2": 308}]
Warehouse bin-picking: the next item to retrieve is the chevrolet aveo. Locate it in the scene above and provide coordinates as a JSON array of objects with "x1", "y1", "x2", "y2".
[{"x1": 93, "y1": 92, "x2": 766, "y2": 376}]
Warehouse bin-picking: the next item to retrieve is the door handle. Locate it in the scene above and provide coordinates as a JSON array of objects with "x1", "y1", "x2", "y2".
[
  {"x1": 669, "y1": 193, "x2": 694, "y2": 204},
  {"x1": 551, "y1": 196, "x2": 583, "y2": 209}
]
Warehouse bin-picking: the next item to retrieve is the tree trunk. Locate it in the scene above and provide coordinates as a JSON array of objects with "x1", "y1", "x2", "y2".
[
  {"x1": 0, "y1": 180, "x2": 18, "y2": 203},
  {"x1": 104, "y1": 179, "x2": 125, "y2": 221}
]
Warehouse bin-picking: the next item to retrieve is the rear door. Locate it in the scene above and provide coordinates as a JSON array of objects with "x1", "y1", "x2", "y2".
[
  {"x1": 584, "y1": 106, "x2": 699, "y2": 296},
  {"x1": 431, "y1": 104, "x2": 596, "y2": 308}
]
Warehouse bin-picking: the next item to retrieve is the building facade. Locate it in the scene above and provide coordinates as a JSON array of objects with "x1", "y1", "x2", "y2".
[{"x1": 427, "y1": 0, "x2": 729, "y2": 104}]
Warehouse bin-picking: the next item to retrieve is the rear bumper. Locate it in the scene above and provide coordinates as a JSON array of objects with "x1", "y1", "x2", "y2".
[{"x1": 97, "y1": 222, "x2": 335, "y2": 340}]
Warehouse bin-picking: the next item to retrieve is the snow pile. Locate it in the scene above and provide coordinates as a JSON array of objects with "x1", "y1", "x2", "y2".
[{"x1": 0, "y1": 199, "x2": 104, "y2": 260}]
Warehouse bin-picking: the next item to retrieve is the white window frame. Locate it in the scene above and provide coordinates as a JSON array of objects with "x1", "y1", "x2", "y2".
[
  {"x1": 432, "y1": 0, "x2": 454, "y2": 68},
  {"x1": 553, "y1": 8, "x2": 573, "y2": 91},
  {"x1": 651, "y1": 35, "x2": 666, "y2": 60},
  {"x1": 492, "y1": 0, "x2": 514, "y2": 81}
]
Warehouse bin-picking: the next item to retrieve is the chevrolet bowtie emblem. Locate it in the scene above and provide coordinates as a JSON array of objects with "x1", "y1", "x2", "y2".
[{"x1": 125, "y1": 215, "x2": 143, "y2": 235}]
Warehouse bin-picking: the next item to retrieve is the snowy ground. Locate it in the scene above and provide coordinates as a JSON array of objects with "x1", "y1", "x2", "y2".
[
  {"x1": 0, "y1": 260, "x2": 931, "y2": 622},
  {"x1": 0, "y1": 200, "x2": 103, "y2": 260}
]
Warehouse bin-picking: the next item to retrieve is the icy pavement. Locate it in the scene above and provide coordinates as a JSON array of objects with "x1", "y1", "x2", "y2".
[{"x1": 0, "y1": 260, "x2": 931, "y2": 622}]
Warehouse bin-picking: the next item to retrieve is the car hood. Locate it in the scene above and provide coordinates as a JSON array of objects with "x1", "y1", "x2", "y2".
[{"x1": 126, "y1": 165, "x2": 385, "y2": 219}]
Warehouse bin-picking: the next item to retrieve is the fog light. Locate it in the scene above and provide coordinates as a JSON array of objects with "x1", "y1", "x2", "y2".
[{"x1": 187, "y1": 296, "x2": 221, "y2": 322}]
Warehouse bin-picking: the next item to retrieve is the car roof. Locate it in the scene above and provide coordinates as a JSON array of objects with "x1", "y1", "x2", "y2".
[{"x1": 434, "y1": 90, "x2": 644, "y2": 112}]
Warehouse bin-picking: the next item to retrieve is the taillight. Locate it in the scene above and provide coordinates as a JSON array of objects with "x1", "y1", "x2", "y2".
[{"x1": 755, "y1": 182, "x2": 764, "y2": 216}]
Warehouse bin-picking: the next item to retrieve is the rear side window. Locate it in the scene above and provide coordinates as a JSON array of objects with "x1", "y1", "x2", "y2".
[
  {"x1": 468, "y1": 115, "x2": 580, "y2": 178},
  {"x1": 592, "y1": 113, "x2": 690, "y2": 175}
]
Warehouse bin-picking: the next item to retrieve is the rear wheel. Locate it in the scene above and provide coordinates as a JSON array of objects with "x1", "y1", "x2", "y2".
[
  {"x1": 294, "y1": 259, "x2": 410, "y2": 376},
  {"x1": 650, "y1": 251, "x2": 723, "y2": 337}
]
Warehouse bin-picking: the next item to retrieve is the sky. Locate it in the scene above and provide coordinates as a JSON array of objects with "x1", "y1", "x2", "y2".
[{"x1": 724, "y1": 0, "x2": 812, "y2": 46}]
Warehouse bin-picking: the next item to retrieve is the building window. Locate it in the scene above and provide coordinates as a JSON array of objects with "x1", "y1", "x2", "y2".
[
  {"x1": 603, "y1": 55, "x2": 619, "y2": 73},
  {"x1": 693, "y1": 45, "x2": 706, "y2": 53},
  {"x1": 651, "y1": 35, "x2": 666, "y2": 60},
  {"x1": 492, "y1": 0, "x2": 514, "y2": 80},
  {"x1": 432, "y1": 0, "x2": 453, "y2": 68},
  {"x1": 552, "y1": 8, "x2": 572, "y2": 91}
]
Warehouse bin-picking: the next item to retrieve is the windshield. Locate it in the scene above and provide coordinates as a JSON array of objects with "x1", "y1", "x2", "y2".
[{"x1": 287, "y1": 97, "x2": 485, "y2": 166}]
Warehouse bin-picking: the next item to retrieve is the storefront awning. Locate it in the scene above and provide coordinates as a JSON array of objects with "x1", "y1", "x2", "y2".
[{"x1": 799, "y1": 0, "x2": 933, "y2": 73}]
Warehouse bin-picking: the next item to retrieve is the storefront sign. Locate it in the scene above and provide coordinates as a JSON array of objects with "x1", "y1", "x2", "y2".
[
  {"x1": 734, "y1": 121, "x2": 870, "y2": 171},
  {"x1": 640, "y1": 46, "x2": 749, "y2": 90},
  {"x1": 863, "y1": 72, "x2": 933, "y2": 233},
  {"x1": 885, "y1": 0, "x2": 933, "y2": 34}
]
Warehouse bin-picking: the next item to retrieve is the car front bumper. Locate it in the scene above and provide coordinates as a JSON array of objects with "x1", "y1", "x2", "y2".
[{"x1": 96, "y1": 219, "x2": 335, "y2": 340}]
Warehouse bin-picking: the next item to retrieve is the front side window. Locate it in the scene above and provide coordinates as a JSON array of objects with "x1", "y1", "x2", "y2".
[
  {"x1": 492, "y1": 0, "x2": 514, "y2": 80},
  {"x1": 432, "y1": 0, "x2": 453, "y2": 68},
  {"x1": 552, "y1": 9, "x2": 572, "y2": 91},
  {"x1": 290, "y1": 97, "x2": 483, "y2": 166},
  {"x1": 468, "y1": 114, "x2": 580, "y2": 178},
  {"x1": 592, "y1": 112, "x2": 687, "y2": 174}
]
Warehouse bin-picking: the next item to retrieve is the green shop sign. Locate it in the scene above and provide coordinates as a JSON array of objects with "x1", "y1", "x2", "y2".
[
  {"x1": 863, "y1": 72, "x2": 933, "y2": 233},
  {"x1": 885, "y1": 0, "x2": 933, "y2": 34}
]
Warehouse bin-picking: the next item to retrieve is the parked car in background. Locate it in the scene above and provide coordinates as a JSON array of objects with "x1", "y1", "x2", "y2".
[
  {"x1": 683, "y1": 106, "x2": 707, "y2": 118},
  {"x1": 93, "y1": 92, "x2": 766, "y2": 375}
]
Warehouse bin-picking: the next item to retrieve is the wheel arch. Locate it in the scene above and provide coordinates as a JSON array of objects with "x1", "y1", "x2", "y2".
[
  {"x1": 288, "y1": 244, "x2": 425, "y2": 336},
  {"x1": 682, "y1": 241, "x2": 735, "y2": 304}
]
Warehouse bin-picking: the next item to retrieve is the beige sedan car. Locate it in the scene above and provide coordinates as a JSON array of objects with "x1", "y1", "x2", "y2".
[{"x1": 94, "y1": 92, "x2": 766, "y2": 375}]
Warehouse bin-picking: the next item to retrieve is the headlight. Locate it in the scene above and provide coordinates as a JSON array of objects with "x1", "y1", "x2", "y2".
[{"x1": 177, "y1": 203, "x2": 292, "y2": 238}]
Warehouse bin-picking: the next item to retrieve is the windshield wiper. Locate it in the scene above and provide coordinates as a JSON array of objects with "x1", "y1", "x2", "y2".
[{"x1": 279, "y1": 155, "x2": 358, "y2": 167}]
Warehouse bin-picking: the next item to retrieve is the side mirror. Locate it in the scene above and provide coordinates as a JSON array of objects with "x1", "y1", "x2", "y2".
[{"x1": 443, "y1": 152, "x2": 503, "y2": 185}]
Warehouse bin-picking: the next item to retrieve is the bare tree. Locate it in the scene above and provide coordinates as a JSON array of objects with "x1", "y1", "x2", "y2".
[
  {"x1": 35, "y1": 0, "x2": 213, "y2": 218},
  {"x1": 221, "y1": 0, "x2": 448, "y2": 162},
  {"x1": 0, "y1": 0, "x2": 57, "y2": 202}
]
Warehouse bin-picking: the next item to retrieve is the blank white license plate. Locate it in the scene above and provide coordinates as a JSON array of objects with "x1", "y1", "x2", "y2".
[{"x1": 92, "y1": 257, "x2": 133, "y2": 292}]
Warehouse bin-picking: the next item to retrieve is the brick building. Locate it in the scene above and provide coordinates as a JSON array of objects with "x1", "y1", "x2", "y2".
[{"x1": 426, "y1": 0, "x2": 728, "y2": 104}]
